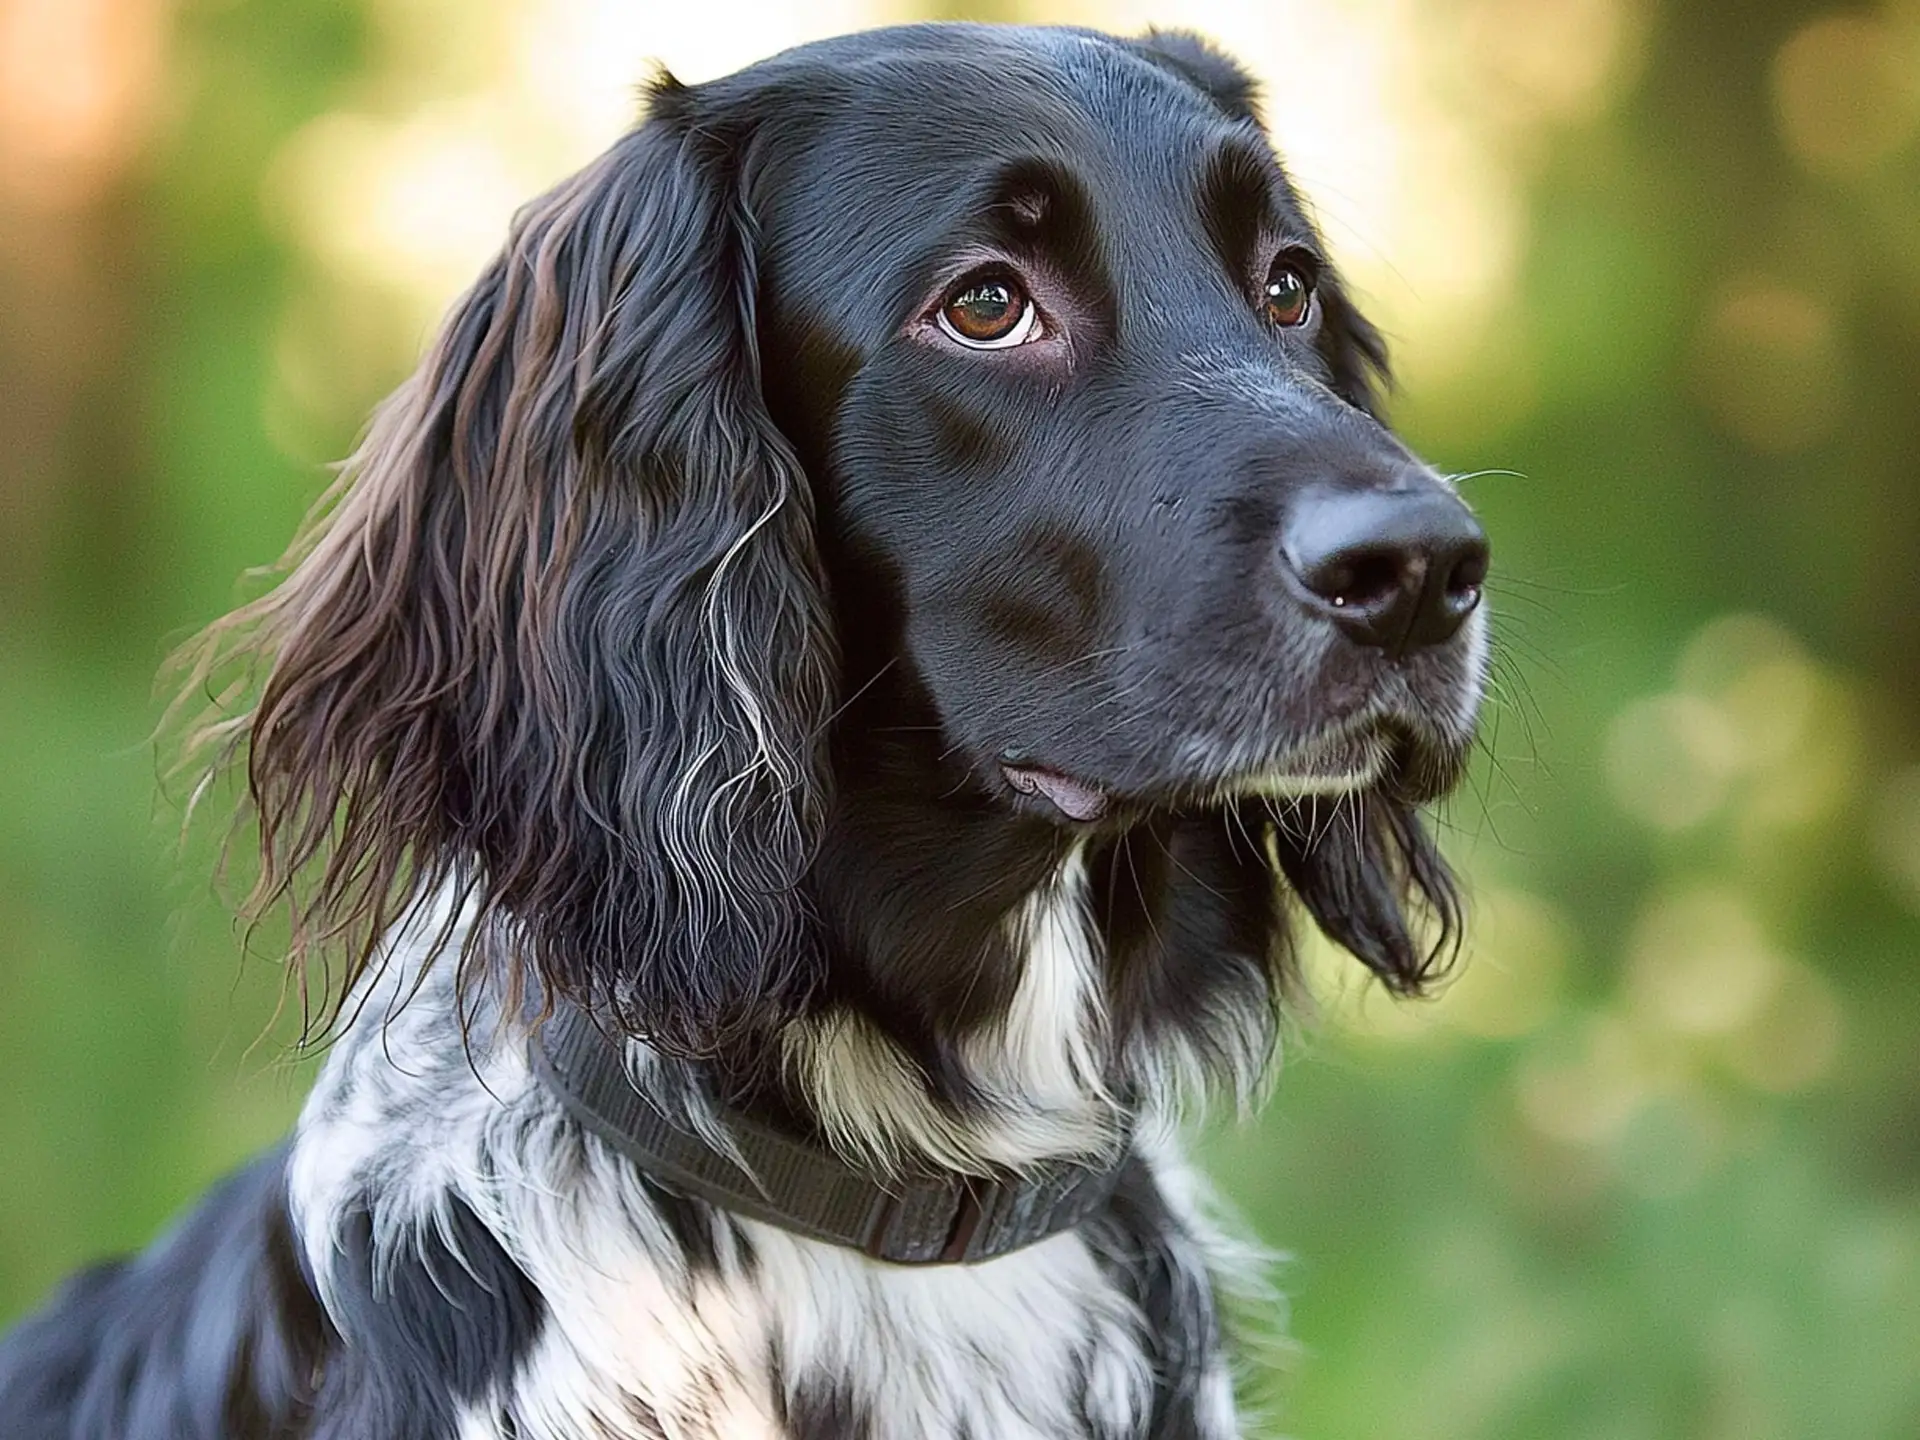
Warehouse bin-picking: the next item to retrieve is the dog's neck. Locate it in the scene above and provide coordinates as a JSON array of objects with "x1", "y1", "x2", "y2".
[
  {"x1": 730, "y1": 690, "x2": 1288, "y2": 1178},
  {"x1": 780, "y1": 839, "x2": 1122, "y2": 1175}
]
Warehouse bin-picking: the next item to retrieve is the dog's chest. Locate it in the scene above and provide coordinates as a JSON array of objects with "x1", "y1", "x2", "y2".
[
  {"x1": 290, "y1": 970, "x2": 1236, "y2": 1439},
  {"x1": 466, "y1": 1221, "x2": 1155, "y2": 1439}
]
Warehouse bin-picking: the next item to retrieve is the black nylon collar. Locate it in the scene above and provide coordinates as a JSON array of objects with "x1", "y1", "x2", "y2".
[{"x1": 531, "y1": 1001, "x2": 1128, "y2": 1265}]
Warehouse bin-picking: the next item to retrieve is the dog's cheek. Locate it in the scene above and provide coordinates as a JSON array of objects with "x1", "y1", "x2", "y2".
[{"x1": 969, "y1": 523, "x2": 1111, "y2": 672}]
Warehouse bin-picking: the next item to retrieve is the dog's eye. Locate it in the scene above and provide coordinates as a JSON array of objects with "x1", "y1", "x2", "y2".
[
  {"x1": 938, "y1": 277, "x2": 1041, "y2": 349},
  {"x1": 1263, "y1": 261, "x2": 1315, "y2": 328}
]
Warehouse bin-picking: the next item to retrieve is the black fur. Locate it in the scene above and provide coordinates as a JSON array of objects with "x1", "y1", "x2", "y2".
[
  {"x1": 306, "y1": 1195, "x2": 544, "y2": 1438},
  {"x1": 1084, "y1": 1159, "x2": 1229, "y2": 1440},
  {"x1": 780, "y1": 1381, "x2": 875, "y2": 1440},
  {"x1": 0, "y1": 1148, "x2": 323, "y2": 1439}
]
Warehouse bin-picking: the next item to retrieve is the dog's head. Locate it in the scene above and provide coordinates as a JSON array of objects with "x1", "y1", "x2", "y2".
[{"x1": 197, "y1": 25, "x2": 1486, "y2": 1065}]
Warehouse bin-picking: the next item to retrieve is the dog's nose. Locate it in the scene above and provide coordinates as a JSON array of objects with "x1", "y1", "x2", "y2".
[{"x1": 1282, "y1": 487, "x2": 1489, "y2": 654}]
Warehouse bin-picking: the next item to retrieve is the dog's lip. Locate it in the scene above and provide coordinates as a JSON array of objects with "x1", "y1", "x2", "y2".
[
  {"x1": 1001, "y1": 763, "x2": 1111, "y2": 822},
  {"x1": 1000, "y1": 726, "x2": 1393, "y2": 822}
]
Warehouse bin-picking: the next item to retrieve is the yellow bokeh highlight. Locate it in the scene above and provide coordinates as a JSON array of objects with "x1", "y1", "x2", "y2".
[
  {"x1": 1514, "y1": 1012, "x2": 1670, "y2": 1147},
  {"x1": 0, "y1": 0, "x2": 170, "y2": 210},
  {"x1": 1606, "y1": 613, "x2": 1857, "y2": 840},
  {"x1": 267, "y1": 105, "x2": 539, "y2": 310},
  {"x1": 1771, "y1": 11, "x2": 1920, "y2": 176},
  {"x1": 257, "y1": 0, "x2": 900, "y2": 430},
  {"x1": 1298, "y1": 881, "x2": 1572, "y2": 1045},
  {"x1": 1438, "y1": 0, "x2": 1646, "y2": 132},
  {"x1": 1690, "y1": 274, "x2": 1847, "y2": 454},
  {"x1": 1604, "y1": 692, "x2": 1743, "y2": 833},
  {"x1": 1719, "y1": 960, "x2": 1842, "y2": 1094},
  {"x1": 1503, "y1": 875, "x2": 1842, "y2": 1195},
  {"x1": 1625, "y1": 885, "x2": 1784, "y2": 1038},
  {"x1": 1629, "y1": 882, "x2": 1844, "y2": 1091}
]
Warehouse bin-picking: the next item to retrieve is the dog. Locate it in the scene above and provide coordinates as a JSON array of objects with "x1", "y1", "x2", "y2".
[{"x1": 0, "y1": 23, "x2": 1489, "y2": 1439}]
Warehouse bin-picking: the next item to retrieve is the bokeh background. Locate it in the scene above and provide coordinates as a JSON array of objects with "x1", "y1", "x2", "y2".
[{"x1": 2, "y1": 0, "x2": 1918, "y2": 1434}]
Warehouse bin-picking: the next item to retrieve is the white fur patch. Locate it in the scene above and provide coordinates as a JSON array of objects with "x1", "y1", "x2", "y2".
[
  {"x1": 1458, "y1": 601, "x2": 1493, "y2": 732},
  {"x1": 783, "y1": 845, "x2": 1123, "y2": 1176},
  {"x1": 291, "y1": 906, "x2": 1242, "y2": 1440}
]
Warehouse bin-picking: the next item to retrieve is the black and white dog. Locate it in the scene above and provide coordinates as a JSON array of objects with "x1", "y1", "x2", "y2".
[{"x1": 0, "y1": 24, "x2": 1489, "y2": 1439}]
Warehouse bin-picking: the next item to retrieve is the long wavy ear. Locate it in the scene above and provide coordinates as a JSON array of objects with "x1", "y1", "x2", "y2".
[
  {"x1": 1265, "y1": 795, "x2": 1463, "y2": 995},
  {"x1": 183, "y1": 78, "x2": 834, "y2": 1057}
]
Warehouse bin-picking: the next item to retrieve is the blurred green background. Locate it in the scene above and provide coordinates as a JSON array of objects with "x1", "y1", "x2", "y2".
[{"x1": 1, "y1": 0, "x2": 1917, "y2": 1434}]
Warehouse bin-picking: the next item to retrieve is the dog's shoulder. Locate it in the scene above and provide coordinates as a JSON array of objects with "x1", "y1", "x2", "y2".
[{"x1": 0, "y1": 1144, "x2": 322, "y2": 1440}]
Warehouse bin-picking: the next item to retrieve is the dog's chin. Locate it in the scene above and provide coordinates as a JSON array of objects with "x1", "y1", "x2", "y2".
[
  {"x1": 1222, "y1": 726, "x2": 1393, "y2": 802},
  {"x1": 998, "y1": 719, "x2": 1468, "y2": 826}
]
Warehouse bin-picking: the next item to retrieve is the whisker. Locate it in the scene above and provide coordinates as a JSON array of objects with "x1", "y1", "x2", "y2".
[{"x1": 1444, "y1": 467, "x2": 1530, "y2": 485}]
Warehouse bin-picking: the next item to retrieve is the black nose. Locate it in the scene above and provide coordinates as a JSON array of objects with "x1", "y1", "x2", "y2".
[{"x1": 1282, "y1": 487, "x2": 1489, "y2": 655}]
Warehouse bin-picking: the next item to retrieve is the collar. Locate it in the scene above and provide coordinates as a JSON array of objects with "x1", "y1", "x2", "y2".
[{"x1": 531, "y1": 1000, "x2": 1129, "y2": 1265}]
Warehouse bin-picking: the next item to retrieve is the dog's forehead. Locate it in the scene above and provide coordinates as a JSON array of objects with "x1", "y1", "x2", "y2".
[
  {"x1": 768, "y1": 27, "x2": 1244, "y2": 189},
  {"x1": 718, "y1": 27, "x2": 1298, "y2": 333}
]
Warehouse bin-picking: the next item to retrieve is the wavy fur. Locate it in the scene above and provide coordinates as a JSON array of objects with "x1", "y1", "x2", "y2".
[{"x1": 179, "y1": 81, "x2": 835, "y2": 1056}]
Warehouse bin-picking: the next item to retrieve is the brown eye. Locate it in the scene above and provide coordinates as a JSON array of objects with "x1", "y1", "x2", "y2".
[
  {"x1": 1264, "y1": 262, "x2": 1314, "y2": 327},
  {"x1": 938, "y1": 277, "x2": 1040, "y2": 349}
]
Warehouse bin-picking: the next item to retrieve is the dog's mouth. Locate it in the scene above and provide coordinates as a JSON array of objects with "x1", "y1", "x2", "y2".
[
  {"x1": 1000, "y1": 724, "x2": 1401, "y2": 825},
  {"x1": 1000, "y1": 763, "x2": 1116, "y2": 822}
]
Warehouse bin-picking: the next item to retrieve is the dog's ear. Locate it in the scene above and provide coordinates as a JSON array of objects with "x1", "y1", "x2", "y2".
[
  {"x1": 1315, "y1": 280, "x2": 1393, "y2": 416},
  {"x1": 187, "y1": 77, "x2": 834, "y2": 1056},
  {"x1": 1266, "y1": 795, "x2": 1462, "y2": 995},
  {"x1": 1129, "y1": 30, "x2": 1263, "y2": 125}
]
